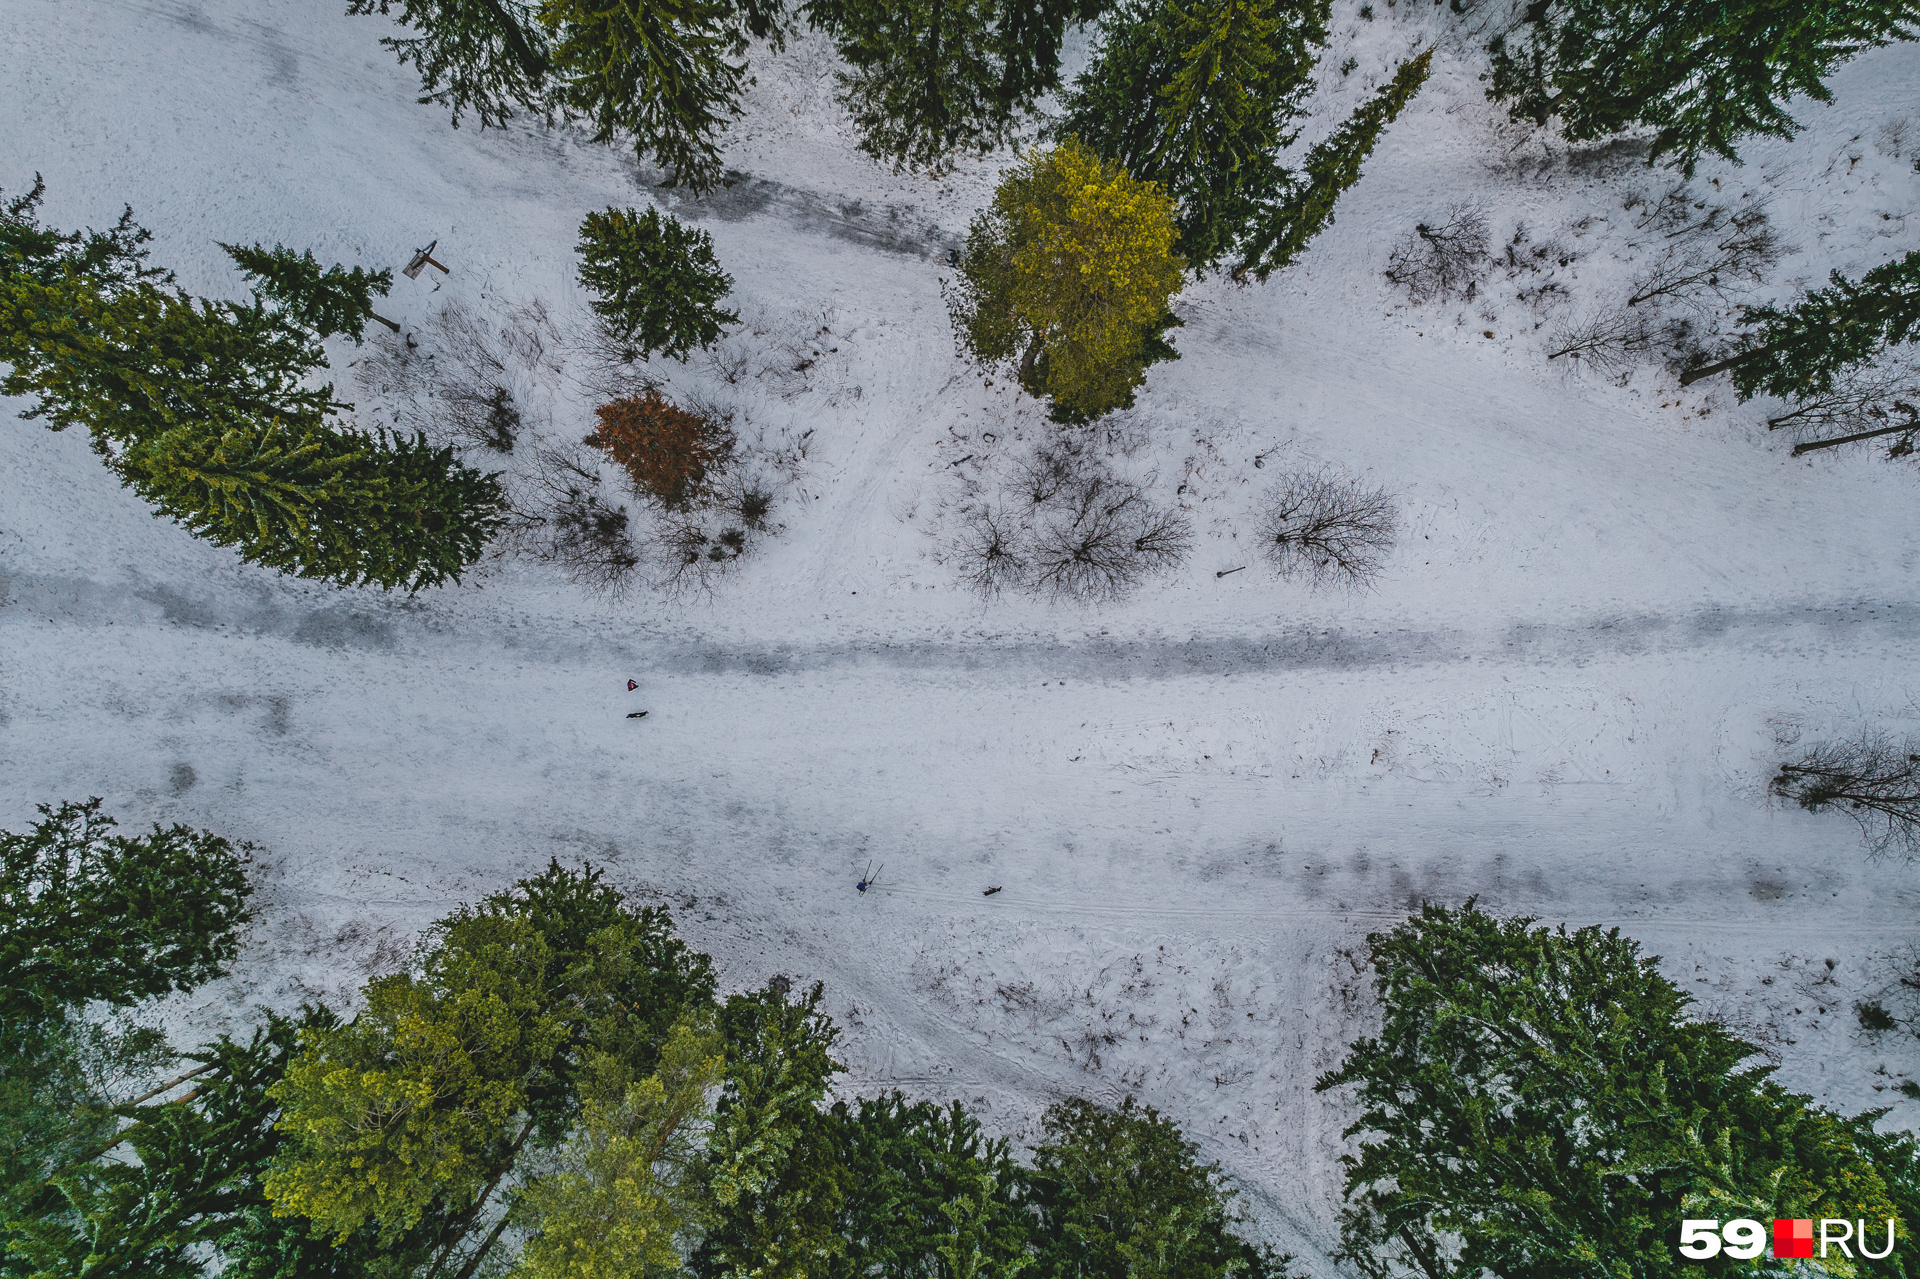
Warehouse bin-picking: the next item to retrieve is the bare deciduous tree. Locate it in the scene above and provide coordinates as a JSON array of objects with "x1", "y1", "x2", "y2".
[
  {"x1": 1766, "y1": 356, "x2": 1920, "y2": 457},
  {"x1": 1384, "y1": 207, "x2": 1491, "y2": 303},
  {"x1": 1773, "y1": 731, "x2": 1920, "y2": 856},
  {"x1": 1626, "y1": 205, "x2": 1782, "y2": 309},
  {"x1": 1030, "y1": 473, "x2": 1191, "y2": 602},
  {"x1": 515, "y1": 447, "x2": 643, "y2": 596},
  {"x1": 953, "y1": 502, "x2": 1029, "y2": 598},
  {"x1": 1257, "y1": 469, "x2": 1398, "y2": 588}
]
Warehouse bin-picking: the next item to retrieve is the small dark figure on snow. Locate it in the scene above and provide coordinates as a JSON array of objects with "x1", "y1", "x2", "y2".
[{"x1": 857, "y1": 860, "x2": 883, "y2": 894}]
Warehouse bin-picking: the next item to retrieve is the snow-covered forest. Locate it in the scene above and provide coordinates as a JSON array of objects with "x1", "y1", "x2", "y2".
[{"x1": 4, "y1": 0, "x2": 1920, "y2": 1274}]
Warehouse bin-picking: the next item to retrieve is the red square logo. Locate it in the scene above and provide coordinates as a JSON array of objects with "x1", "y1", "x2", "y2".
[{"x1": 1774, "y1": 1219, "x2": 1814, "y2": 1259}]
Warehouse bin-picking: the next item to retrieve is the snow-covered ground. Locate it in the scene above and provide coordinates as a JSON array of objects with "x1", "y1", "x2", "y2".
[{"x1": 4, "y1": 0, "x2": 1920, "y2": 1268}]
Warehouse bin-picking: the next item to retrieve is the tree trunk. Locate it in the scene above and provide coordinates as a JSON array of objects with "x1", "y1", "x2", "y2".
[
  {"x1": 423, "y1": 1117, "x2": 539, "y2": 1279},
  {"x1": 1789, "y1": 419, "x2": 1920, "y2": 456},
  {"x1": 1678, "y1": 347, "x2": 1765, "y2": 386}
]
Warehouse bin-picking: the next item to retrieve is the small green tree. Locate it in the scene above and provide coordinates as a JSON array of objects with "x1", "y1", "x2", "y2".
[
  {"x1": 811, "y1": 0, "x2": 1102, "y2": 173},
  {"x1": 693, "y1": 981, "x2": 848, "y2": 1279},
  {"x1": 220, "y1": 242, "x2": 394, "y2": 343},
  {"x1": 1056, "y1": 0, "x2": 1328, "y2": 270},
  {"x1": 1680, "y1": 248, "x2": 1920, "y2": 400},
  {"x1": 346, "y1": 0, "x2": 765, "y2": 189},
  {"x1": 0, "y1": 798, "x2": 254, "y2": 1026},
  {"x1": 828, "y1": 1094, "x2": 1029, "y2": 1279},
  {"x1": 576, "y1": 206, "x2": 738, "y2": 362},
  {"x1": 263, "y1": 863, "x2": 718, "y2": 1279},
  {"x1": 1317, "y1": 902, "x2": 1906, "y2": 1279},
  {"x1": 948, "y1": 138, "x2": 1185, "y2": 421},
  {"x1": 1023, "y1": 1095, "x2": 1281, "y2": 1279},
  {"x1": 0, "y1": 183, "x2": 505, "y2": 591},
  {"x1": 1487, "y1": 0, "x2": 1920, "y2": 174},
  {"x1": 1233, "y1": 50, "x2": 1430, "y2": 282}
]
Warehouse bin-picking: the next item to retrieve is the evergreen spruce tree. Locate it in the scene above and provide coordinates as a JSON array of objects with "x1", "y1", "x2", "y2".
[
  {"x1": 1487, "y1": 0, "x2": 1920, "y2": 174},
  {"x1": 543, "y1": 0, "x2": 749, "y2": 189},
  {"x1": 0, "y1": 183, "x2": 505, "y2": 591},
  {"x1": 264, "y1": 864, "x2": 719, "y2": 1279},
  {"x1": 346, "y1": 0, "x2": 764, "y2": 189},
  {"x1": 692, "y1": 981, "x2": 848, "y2": 1279},
  {"x1": 1057, "y1": 0, "x2": 1328, "y2": 269},
  {"x1": 1316, "y1": 902, "x2": 1916, "y2": 1279},
  {"x1": 947, "y1": 138, "x2": 1186, "y2": 420},
  {"x1": 1024, "y1": 1096, "x2": 1283, "y2": 1279},
  {"x1": 0, "y1": 799, "x2": 286, "y2": 1279},
  {"x1": 220, "y1": 242, "x2": 393, "y2": 343},
  {"x1": 1680, "y1": 247, "x2": 1920, "y2": 399},
  {"x1": 576, "y1": 205, "x2": 738, "y2": 361},
  {"x1": 0, "y1": 799, "x2": 254, "y2": 1026},
  {"x1": 826, "y1": 1094, "x2": 1027, "y2": 1279},
  {"x1": 1234, "y1": 50, "x2": 1431, "y2": 281},
  {"x1": 810, "y1": 0, "x2": 1103, "y2": 172}
]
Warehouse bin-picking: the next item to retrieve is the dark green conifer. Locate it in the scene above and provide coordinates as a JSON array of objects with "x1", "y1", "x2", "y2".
[
  {"x1": 1235, "y1": 49, "x2": 1431, "y2": 281},
  {"x1": 1, "y1": 184, "x2": 505, "y2": 590},
  {"x1": 346, "y1": 0, "x2": 765, "y2": 189},
  {"x1": 1024, "y1": 1095, "x2": 1285, "y2": 1279},
  {"x1": 576, "y1": 205, "x2": 738, "y2": 361},
  {"x1": 1316, "y1": 902, "x2": 1916, "y2": 1279},
  {"x1": 220, "y1": 242, "x2": 393, "y2": 343},
  {"x1": 811, "y1": 0, "x2": 1103, "y2": 172},
  {"x1": 1681, "y1": 248, "x2": 1920, "y2": 399},
  {"x1": 1058, "y1": 0, "x2": 1328, "y2": 269},
  {"x1": 1487, "y1": 0, "x2": 1920, "y2": 174}
]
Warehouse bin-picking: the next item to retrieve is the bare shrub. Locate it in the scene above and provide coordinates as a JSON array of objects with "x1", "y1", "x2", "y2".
[
  {"x1": 1773, "y1": 731, "x2": 1920, "y2": 857},
  {"x1": 1384, "y1": 207, "x2": 1491, "y2": 303},
  {"x1": 952, "y1": 502, "x2": 1029, "y2": 598},
  {"x1": 1257, "y1": 469, "x2": 1398, "y2": 588},
  {"x1": 585, "y1": 390, "x2": 735, "y2": 508},
  {"x1": 1030, "y1": 472, "x2": 1192, "y2": 602},
  {"x1": 1546, "y1": 307, "x2": 1664, "y2": 368},
  {"x1": 359, "y1": 298, "x2": 561, "y2": 453},
  {"x1": 517, "y1": 447, "x2": 642, "y2": 596},
  {"x1": 1767, "y1": 356, "x2": 1920, "y2": 456},
  {"x1": 1626, "y1": 203, "x2": 1783, "y2": 309}
]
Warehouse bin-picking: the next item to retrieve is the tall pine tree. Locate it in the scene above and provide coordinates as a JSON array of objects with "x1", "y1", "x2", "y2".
[
  {"x1": 221, "y1": 242, "x2": 393, "y2": 343},
  {"x1": 1488, "y1": 0, "x2": 1920, "y2": 174},
  {"x1": 1, "y1": 182, "x2": 504, "y2": 591},
  {"x1": 1057, "y1": 0, "x2": 1328, "y2": 269},
  {"x1": 347, "y1": 0, "x2": 768, "y2": 189},
  {"x1": 1316, "y1": 903, "x2": 1920, "y2": 1279},
  {"x1": 1681, "y1": 248, "x2": 1920, "y2": 399},
  {"x1": 1234, "y1": 49, "x2": 1431, "y2": 281},
  {"x1": 809, "y1": 0, "x2": 1104, "y2": 173}
]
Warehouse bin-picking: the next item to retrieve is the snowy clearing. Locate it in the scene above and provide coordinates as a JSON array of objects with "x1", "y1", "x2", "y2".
[{"x1": 4, "y1": 0, "x2": 1920, "y2": 1269}]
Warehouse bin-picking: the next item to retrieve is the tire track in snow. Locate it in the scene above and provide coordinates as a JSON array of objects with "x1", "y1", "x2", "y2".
[{"x1": 9, "y1": 570, "x2": 1914, "y2": 678}]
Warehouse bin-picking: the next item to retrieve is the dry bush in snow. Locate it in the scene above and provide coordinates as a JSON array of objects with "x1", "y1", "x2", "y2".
[
  {"x1": 1625, "y1": 201, "x2": 1783, "y2": 310},
  {"x1": 358, "y1": 298, "x2": 562, "y2": 453},
  {"x1": 1384, "y1": 207, "x2": 1491, "y2": 303},
  {"x1": 1257, "y1": 469, "x2": 1398, "y2": 588},
  {"x1": 515, "y1": 446, "x2": 644, "y2": 596},
  {"x1": 952, "y1": 502, "x2": 1029, "y2": 598},
  {"x1": 1773, "y1": 730, "x2": 1920, "y2": 857},
  {"x1": 1030, "y1": 471, "x2": 1191, "y2": 602},
  {"x1": 948, "y1": 436, "x2": 1190, "y2": 602}
]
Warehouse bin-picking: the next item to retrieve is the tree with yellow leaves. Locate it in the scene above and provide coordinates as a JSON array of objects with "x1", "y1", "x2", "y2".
[{"x1": 947, "y1": 138, "x2": 1186, "y2": 422}]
